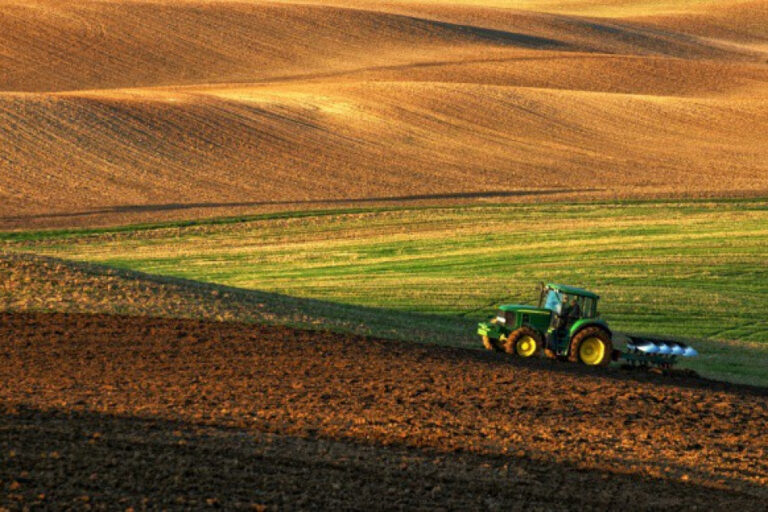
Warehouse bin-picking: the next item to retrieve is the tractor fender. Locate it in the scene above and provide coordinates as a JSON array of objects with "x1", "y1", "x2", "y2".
[
  {"x1": 569, "y1": 318, "x2": 611, "y2": 340},
  {"x1": 521, "y1": 323, "x2": 547, "y2": 341}
]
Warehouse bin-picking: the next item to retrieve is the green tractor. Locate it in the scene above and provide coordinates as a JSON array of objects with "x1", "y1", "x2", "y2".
[{"x1": 477, "y1": 283, "x2": 697, "y2": 367}]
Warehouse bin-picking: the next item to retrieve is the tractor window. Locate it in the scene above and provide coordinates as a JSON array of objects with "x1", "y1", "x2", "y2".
[
  {"x1": 543, "y1": 290, "x2": 562, "y2": 313},
  {"x1": 562, "y1": 295, "x2": 586, "y2": 320},
  {"x1": 495, "y1": 310, "x2": 516, "y2": 325},
  {"x1": 572, "y1": 296, "x2": 585, "y2": 318},
  {"x1": 582, "y1": 298, "x2": 596, "y2": 318}
]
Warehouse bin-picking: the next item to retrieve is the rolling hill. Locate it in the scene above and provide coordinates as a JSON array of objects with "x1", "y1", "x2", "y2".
[{"x1": 2, "y1": 0, "x2": 767, "y2": 229}]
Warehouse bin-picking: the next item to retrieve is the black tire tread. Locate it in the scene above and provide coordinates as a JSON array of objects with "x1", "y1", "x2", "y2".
[
  {"x1": 502, "y1": 326, "x2": 543, "y2": 358},
  {"x1": 569, "y1": 326, "x2": 613, "y2": 366}
]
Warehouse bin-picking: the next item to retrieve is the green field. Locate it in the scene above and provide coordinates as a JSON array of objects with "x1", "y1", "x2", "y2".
[{"x1": 4, "y1": 199, "x2": 768, "y2": 385}]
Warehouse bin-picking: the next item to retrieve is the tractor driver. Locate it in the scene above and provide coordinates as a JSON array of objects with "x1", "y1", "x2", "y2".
[
  {"x1": 548, "y1": 295, "x2": 583, "y2": 357},
  {"x1": 557, "y1": 297, "x2": 581, "y2": 334},
  {"x1": 567, "y1": 297, "x2": 581, "y2": 323}
]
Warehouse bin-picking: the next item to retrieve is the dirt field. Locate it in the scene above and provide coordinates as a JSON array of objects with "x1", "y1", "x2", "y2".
[
  {"x1": 2, "y1": 1, "x2": 768, "y2": 229},
  {"x1": 2, "y1": 312, "x2": 766, "y2": 509}
]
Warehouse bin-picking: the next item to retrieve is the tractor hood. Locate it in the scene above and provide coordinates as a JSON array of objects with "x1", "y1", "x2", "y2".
[{"x1": 498, "y1": 304, "x2": 553, "y2": 314}]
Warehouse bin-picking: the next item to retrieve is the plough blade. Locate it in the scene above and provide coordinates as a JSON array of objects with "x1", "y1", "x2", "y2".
[{"x1": 622, "y1": 335, "x2": 698, "y2": 368}]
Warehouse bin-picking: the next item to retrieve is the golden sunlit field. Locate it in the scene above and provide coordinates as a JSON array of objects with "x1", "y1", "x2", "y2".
[
  {"x1": 2, "y1": 0, "x2": 768, "y2": 228},
  {"x1": 2, "y1": 1, "x2": 768, "y2": 509}
]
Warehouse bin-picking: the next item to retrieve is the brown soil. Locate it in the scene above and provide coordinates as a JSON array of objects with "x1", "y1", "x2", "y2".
[
  {"x1": 2, "y1": 1, "x2": 768, "y2": 230},
  {"x1": 1, "y1": 312, "x2": 766, "y2": 509}
]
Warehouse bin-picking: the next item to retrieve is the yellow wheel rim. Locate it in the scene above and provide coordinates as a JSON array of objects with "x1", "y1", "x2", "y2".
[
  {"x1": 516, "y1": 335, "x2": 537, "y2": 357},
  {"x1": 579, "y1": 337, "x2": 605, "y2": 365}
]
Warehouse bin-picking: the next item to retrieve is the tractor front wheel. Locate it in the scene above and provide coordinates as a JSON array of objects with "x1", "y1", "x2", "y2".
[
  {"x1": 502, "y1": 327, "x2": 543, "y2": 358},
  {"x1": 569, "y1": 327, "x2": 613, "y2": 366}
]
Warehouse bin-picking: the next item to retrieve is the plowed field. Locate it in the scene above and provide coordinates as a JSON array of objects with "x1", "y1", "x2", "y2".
[
  {"x1": 2, "y1": 0, "x2": 768, "y2": 229},
  {"x1": 2, "y1": 312, "x2": 766, "y2": 509}
]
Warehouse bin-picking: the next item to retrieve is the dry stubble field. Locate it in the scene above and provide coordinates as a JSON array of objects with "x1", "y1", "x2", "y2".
[{"x1": 1, "y1": 0, "x2": 768, "y2": 228}]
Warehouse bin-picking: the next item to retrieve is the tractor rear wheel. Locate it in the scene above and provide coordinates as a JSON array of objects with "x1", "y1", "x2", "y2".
[
  {"x1": 502, "y1": 327, "x2": 543, "y2": 358},
  {"x1": 569, "y1": 327, "x2": 613, "y2": 366},
  {"x1": 482, "y1": 335, "x2": 502, "y2": 352}
]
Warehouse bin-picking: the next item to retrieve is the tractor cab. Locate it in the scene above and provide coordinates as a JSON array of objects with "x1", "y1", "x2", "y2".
[
  {"x1": 538, "y1": 284, "x2": 600, "y2": 354},
  {"x1": 539, "y1": 284, "x2": 599, "y2": 321}
]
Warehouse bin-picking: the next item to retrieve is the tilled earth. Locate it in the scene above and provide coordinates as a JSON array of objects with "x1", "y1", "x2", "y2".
[{"x1": 1, "y1": 313, "x2": 766, "y2": 510}]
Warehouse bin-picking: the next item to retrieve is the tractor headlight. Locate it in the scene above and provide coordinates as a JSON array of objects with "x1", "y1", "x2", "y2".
[{"x1": 495, "y1": 315, "x2": 506, "y2": 324}]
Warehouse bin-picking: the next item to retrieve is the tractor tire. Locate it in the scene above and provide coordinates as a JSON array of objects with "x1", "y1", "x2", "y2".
[
  {"x1": 502, "y1": 327, "x2": 543, "y2": 358},
  {"x1": 569, "y1": 326, "x2": 613, "y2": 366},
  {"x1": 482, "y1": 335, "x2": 502, "y2": 352}
]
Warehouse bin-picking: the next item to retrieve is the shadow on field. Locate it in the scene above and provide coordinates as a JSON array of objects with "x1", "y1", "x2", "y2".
[
  {"x1": 412, "y1": 17, "x2": 571, "y2": 49},
  {"x1": 0, "y1": 251, "x2": 478, "y2": 347},
  {"x1": 1, "y1": 188, "x2": 600, "y2": 222},
  {"x1": 0, "y1": 405, "x2": 761, "y2": 510},
  {"x1": 3, "y1": 252, "x2": 767, "y2": 397}
]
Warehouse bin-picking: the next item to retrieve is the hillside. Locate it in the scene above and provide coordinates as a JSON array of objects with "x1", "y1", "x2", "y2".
[
  {"x1": 1, "y1": 311, "x2": 766, "y2": 509},
  {"x1": 2, "y1": 1, "x2": 768, "y2": 229},
  {"x1": 4, "y1": 201, "x2": 768, "y2": 386}
]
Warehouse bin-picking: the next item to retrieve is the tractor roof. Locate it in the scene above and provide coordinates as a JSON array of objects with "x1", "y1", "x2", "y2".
[
  {"x1": 498, "y1": 304, "x2": 550, "y2": 313},
  {"x1": 546, "y1": 283, "x2": 599, "y2": 299}
]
